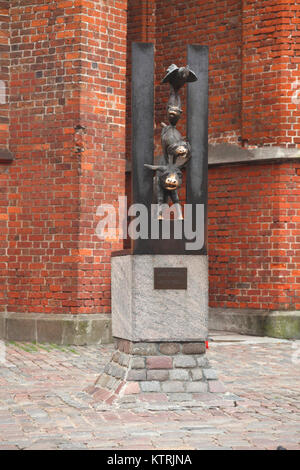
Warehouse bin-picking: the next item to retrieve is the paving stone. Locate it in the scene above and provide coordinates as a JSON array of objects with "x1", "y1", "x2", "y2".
[
  {"x1": 203, "y1": 368, "x2": 218, "y2": 380},
  {"x1": 165, "y1": 393, "x2": 192, "y2": 402},
  {"x1": 191, "y1": 369, "x2": 203, "y2": 381},
  {"x1": 106, "y1": 377, "x2": 118, "y2": 390},
  {"x1": 140, "y1": 381, "x2": 161, "y2": 392},
  {"x1": 147, "y1": 369, "x2": 169, "y2": 381},
  {"x1": 131, "y1": 357, "x2": 145, "y2": 369},
  {"x1": 126, "y1": 370, "x2": 147, "y2": 381},
  {"x1": 173, "y1": 356, "x2": 197, "y2": 368},
  {"x1": 185, "y1": 382, "x2": 208, "y2": 393},
  {"x1": 131, "y1": 343, "x2": 158, "y2": 356},
  {"x1": 169, "y1": 369, "x2": 189, "y2": 381},
  {"x1": 182, "y1": 343, "x2": 206, "y2": 355},
  {"x1": 111, "y1": 351, "x2": 120, "y2": 363},
  {"x1": 197, "y1": 356, "x2": 209, "y2": 367},
  {"x1": 161, "y1": 381, "x2": 185, "y2": 393},
  {"x1": 159, "y1": 343, "x2": 180, "y2": 355},
  {"x1": 122, "y1": 382, "x2": 140, "y2": 395},
  {"x1": 0, "y1": 334, "x2": 299, "y2": 450},
  {"x1": 109, "y1": 364, "x2": 125, "y2": 379},
  {"x1": 208, "y1": 380, "x2": 226, "y2": 393},
  {"x1": 118, "y1": 353, "x2": 130, "y2": 367},
  {"x1": 95, "y1": 374, "x2": 110, "y2": 388},
  {"x1": 146, "y1": 356, "x2": 173, "y2": 369}
]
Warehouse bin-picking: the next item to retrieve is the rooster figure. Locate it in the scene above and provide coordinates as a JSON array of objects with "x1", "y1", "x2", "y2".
[
  {"x1": 162, "y1": 64, "x2": 197, "y2": 112},
  {"x1": 144, "y1": 63, "x2": 198, "y2": 220}
]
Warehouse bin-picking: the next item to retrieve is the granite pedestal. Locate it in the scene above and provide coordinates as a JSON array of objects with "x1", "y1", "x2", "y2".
[
  {"x1": 112, "y1": 254, "x2": 208, "y2": 342},
  {"x1": 89, "y1": 254, "x2": 226, "y2": 407}
]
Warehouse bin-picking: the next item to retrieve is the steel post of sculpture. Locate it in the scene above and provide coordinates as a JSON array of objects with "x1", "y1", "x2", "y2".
[
  {"x1": 131, "y1": 43, "x2": 154, "y2": 213},
  {"x1": 187, "y1": 44, "x2": 209, "y2": 254},
  {"x1": 131, "y1": 43, "x2": 208, "y2": 255}
]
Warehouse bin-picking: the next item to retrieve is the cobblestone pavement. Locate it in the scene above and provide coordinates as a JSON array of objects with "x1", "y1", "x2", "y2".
[{"x1": 0, "y1": 332, "x2": 299, "y2": 450}]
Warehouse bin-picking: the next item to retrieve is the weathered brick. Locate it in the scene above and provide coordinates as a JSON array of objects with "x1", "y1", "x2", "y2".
[
  {"x1": 93, "y1": 388, "x2": 112, "y2": 402},
  {"x1": 182, "y1": 343, "x2": 206, "y2": 355},
  {"x1": 203, "y1": 368, "x2": 218, "y2": 381},
  {"x1": 147, "y1": 369, "x2": 169, "y2": 381},
  {"x1": 191, "y1": 369, "x2": 203, "y2": 381},
  {"x1": 161, "y1": 381, "x2": 185, "y2": 393},
  {"x1": 123, "y1": 382, "x2": 140, "y2": 395},
  {"x1": 116, "y1": 340, "x2": 131, "y2": 354},
  {"x1": 140, "y1": 381, "x2": 161, "y2": 392},
  {"x1": 112, "y1": 351, "x2": 120, "y2": 363},
  {"x1": 197, "y1": 356, "x2": 209, "y2": 368},
  {"x1": 173, "y1": 356, "x2": 197, "y2": 368},
  {"x1": 146, "y1": 356, "x2": 173, "y2": 370},
  {"x1": 132, "y1": 343, "x2": 158, "y2": 356},
  {"x1": 96, "y1": 373, "x2": 110, "y2": 388},
  {"x1": 208, "y1": 380, "x2": 226, "y2": 393},
  {"x1": 110, "y1": 364, "x2": 126, "y2": 380},
  {"x1": 159, "y1": 343, "x2": 180, "y2": 355},
  {"x1": 185, "y1": 382, "x2": 208, "y2": 393},
  {"x1": 106, "y1": 377, "x2": 118, "y2": 391},
  {"x1": 169, "y1": 369, "x2": 189, "y2": 381},
  {"x1": 118, "y1": 353, "x2": 130, "y2": 368},
  {"x1": 131, "y1": 357, "x2": 145, "y2": 369},
  {"x1": 126, "y1": 369, "x2": 147, "y2": 381}
]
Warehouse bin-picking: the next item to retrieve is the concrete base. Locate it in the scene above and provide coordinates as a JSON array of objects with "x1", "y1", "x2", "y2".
[
  {"x1": 209, "y1": 308, "x2": 300, "y2": 340},
  {"x1": 0, "y1": 312, "x2": 112, "y2": 345},
  {"x1": 2, "y1": 307, "x2": 298, "y2": 345}
]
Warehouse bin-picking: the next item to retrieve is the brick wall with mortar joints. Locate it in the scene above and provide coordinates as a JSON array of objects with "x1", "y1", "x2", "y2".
[
  {"x1": 7, "y1": 0, "x2": 82, "y2": 314},
  {"x1": 124, "y1": 0, "x2": 156, "y2": 249},
  {"x1": 126, "y1": 0, "x2": 156, "y2": 162},
  {"x1": 3, "y1": 0, "x2": 299, "y2": 316},
  {"x1": 208, "y1": 160, "x2": 300, "y2": 310},
  {"x1": 126, "y1": 1, "x2": 300, "y2": 311},
  {"x1": 241, "y1": 0, "x2": 300, "y2": 147},
  {"x1": 0, "y1": 0, "x2": 9, "y2": 150},
  {"x1": 155, "y1": 0, "x2": 242, "y2": 148},
  {"x1": 0, "y1": 0, "x2": 10, "y2": 312},
  {"x1": 6, "y1": 0, "x2": 128, "y2": 315},
  {"x1": 77, "y1": 0, "x2": 127, "y2": 314}
]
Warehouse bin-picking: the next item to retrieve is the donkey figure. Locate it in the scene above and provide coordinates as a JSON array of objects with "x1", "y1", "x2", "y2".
[{"x1": 144, "y1": 141, "x2": 191, "y2": 220}]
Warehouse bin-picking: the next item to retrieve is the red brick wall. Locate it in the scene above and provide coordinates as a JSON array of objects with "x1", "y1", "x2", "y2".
[
  {"x1": 77, "y1": 0, "x2": 127, "y2": 313},
  {"x1": 5, "y1": 0, "x2": 127, "y2": 314},
  {"x1": 0, "y1": 0, "x2": 10, "y2": 311},
  {"x1": 0, "y1": 0, "x2": 9, "y2": 150},
  {"x1": 209, "y1": 161, "x2": 300, "y2": 310},
  {"x1": 242, "y1": 0, "x2": 300, "y2": 147},
  {"x1": 155, "y1": 0, "x2": 242, "y2": 146},
  {"x1": 7, "y1": 0, "x2": 82, "y2": 314},
  {"x1": 153, "y1": 0, "x2": 300, "y2": 148},
  {"x1": 2, "y1": 0, "x2": 299, "y2": 317},
  {"x1": 126, "y1": 0, "x2": 156, "y2": 162},
  {"x1": 125, "y1": 1, "x2": 300, "y2": 312}
]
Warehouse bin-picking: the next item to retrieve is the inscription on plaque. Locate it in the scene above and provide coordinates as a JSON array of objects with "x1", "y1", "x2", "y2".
[{"x1": 154, "y1": 267, "x2": 187, "y2": 290}]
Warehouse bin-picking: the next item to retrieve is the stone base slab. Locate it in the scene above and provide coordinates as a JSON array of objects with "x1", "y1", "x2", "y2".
[
  {"x1": 0, "y1": 312, "x2": 112, "y2": 345},
  {"x1": 209, "y1": 308, "x2": 300, "y2": 340},
  {"x1": 87, "y1": 339, "x2": 227, "y2": 407},
  {"x1": 112, "y1": 254, "x2": 208, "y2": 342}
]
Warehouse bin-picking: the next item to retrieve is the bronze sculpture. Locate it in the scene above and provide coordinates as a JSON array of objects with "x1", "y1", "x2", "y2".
[{"x1": 145, "y1": 64, "x2": 198, "y2": 219}]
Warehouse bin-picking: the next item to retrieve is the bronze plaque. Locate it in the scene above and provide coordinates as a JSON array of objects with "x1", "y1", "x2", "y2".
[{"x1": 154, "y1": 267, "x2": 187, "y2": 290}]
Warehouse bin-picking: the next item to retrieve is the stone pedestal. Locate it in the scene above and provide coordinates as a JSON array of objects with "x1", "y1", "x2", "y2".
[
  {"x1": 112, "y1": 254, "x2": 208, "y2": 342},
  {"x1": 89, "y1": 254, "x2": 227, "y2": 407}
]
